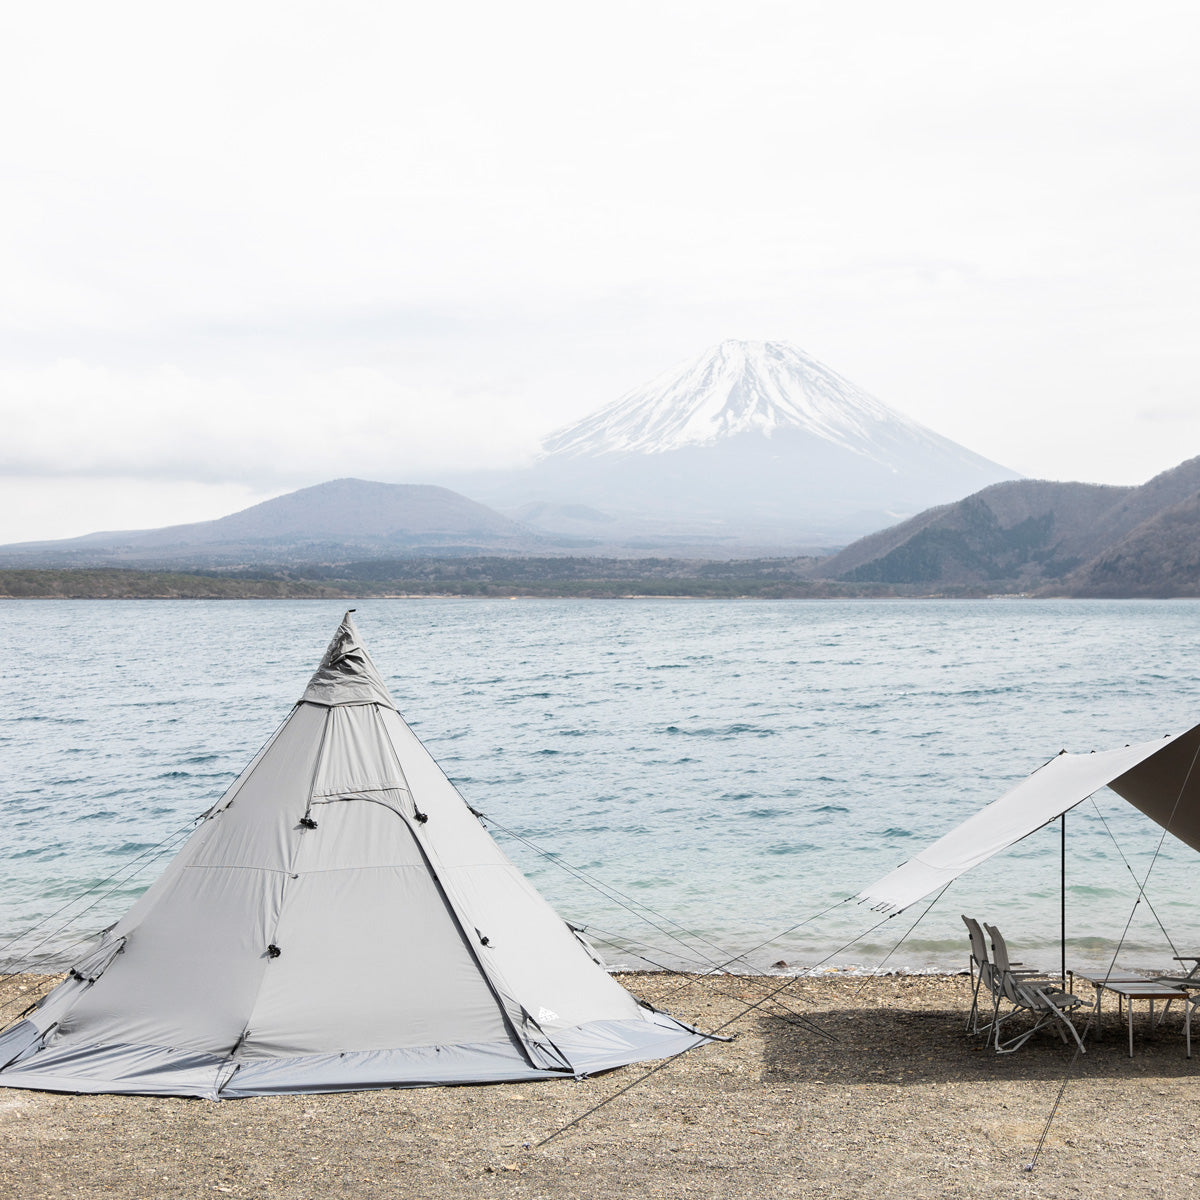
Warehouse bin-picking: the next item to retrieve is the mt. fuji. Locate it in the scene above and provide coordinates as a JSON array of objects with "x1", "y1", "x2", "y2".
[
  {"x1": 544, "y1": 340, "x2": 953, "y2": 463},
  {"x1": 458, "y1": 340, "x2": 1019, "y2": 550}
]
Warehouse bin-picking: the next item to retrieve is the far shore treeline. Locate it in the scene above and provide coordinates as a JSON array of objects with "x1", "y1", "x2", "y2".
[
  {"x1": 0, "y1": 559, "x2": 1182, "y2": 600},
  {"x1": 0, "y1": 562, "x2": 905, "y2": 600}
]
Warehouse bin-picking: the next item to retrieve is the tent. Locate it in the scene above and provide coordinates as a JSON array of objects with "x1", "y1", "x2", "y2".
[
  {"x1": 858, "y1": 721, "x2": 1200, "y2": 915},
  {"x1": 0, "y1": 613, "x2": 710, "y2": 1098}
]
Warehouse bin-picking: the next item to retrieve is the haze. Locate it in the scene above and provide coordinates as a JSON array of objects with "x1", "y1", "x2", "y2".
[{"x1": 2, "y1": 2, "x2": 1198, "y2": 543}]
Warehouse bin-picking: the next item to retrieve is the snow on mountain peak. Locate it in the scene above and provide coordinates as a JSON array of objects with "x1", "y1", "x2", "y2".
[{"x1": 540, "y1": 340, "x2": 929, "y2": 461}]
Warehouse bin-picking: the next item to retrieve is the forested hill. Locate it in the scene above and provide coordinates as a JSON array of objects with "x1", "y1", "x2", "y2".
[{"x1": 810, "y1": 456, "x2": 1200, "y2": 597}]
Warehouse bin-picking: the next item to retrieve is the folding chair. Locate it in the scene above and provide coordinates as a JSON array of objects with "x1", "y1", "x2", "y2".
[
  {"x1": 962, "y1": 915, "x2": 1045, "y2": 1037},
  {"x1": 985, "y1": 923, "x2": 1086, "y2": 1055}
]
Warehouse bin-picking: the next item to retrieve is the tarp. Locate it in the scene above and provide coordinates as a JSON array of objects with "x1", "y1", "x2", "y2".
[
  {"x1": 0, "y1": 613, "x2": 712, "y2": 1098},
  {"x1": 857, "y1": 721, "x2": 1200, "y2": 915}
]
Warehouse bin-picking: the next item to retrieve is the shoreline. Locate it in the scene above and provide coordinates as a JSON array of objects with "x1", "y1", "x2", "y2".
[
  {"x1": 0, "y1": 567, "x2": 1159, "y2": 600},
  {"x1": 3, "y1": 971, "x2": 1197, "y2": 1198}
]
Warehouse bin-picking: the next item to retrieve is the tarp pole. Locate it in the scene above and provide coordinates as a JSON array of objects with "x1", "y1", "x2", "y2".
[{"x1": 1060, "y1": 812, "x2": 1067, "y2": 987}]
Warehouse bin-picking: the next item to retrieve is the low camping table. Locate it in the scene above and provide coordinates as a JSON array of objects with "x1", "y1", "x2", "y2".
[
  {"x1": 1148, "y1": 968, "x2": 1200, "y2": 1058},
  {"x1": 1081, "y1": 976, "x2": 1188, "y2": 1058}
]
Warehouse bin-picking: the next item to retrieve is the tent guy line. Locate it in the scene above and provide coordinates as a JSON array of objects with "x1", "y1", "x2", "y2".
[
  {"x1": 572, "y1": 921, "x2": 836, "y2": 1041},
  {"x1": 0, "y1": 824, "x2": 196, "y2": 1023},
  {"x1": 0, "y1": 821, "x2": 195, "y2": 968},
  {"x1": 580, "y1": 923, "x2": 837, "y2": 1042},
  {"x1": 482, "y1": 812, "x2": 763, "y2": 975},
  {"x1": 645, "y1": 895, "x2": 864, "y2": 1014},
  {"x1": 535, "y1": 902, "x2": 927, "y2": 1148}
]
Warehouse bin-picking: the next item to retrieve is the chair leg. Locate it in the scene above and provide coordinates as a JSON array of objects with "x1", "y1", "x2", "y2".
[
  {"x1": 967, "y1": 970, "x2": 981, "y2": 1033},
  {"x1": 995, "y1": 1011, "x2": 1050, "y2": 1054},
  {"x1": 1045, "y1": 1004, "x2": 1086, "y2": 1054},
  {"x1": 992, "y1": 1003, "x2": 1009, "y2": 1053}
]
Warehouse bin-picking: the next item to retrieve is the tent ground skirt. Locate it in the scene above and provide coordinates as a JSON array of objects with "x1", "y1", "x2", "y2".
[{"x1": 0, "y1": 1016, "x2": 710, "y2": 1099}]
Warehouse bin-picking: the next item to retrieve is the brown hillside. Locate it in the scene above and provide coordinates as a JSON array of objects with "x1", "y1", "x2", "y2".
[{"x1": 1061, "y1": 488, "x2": 1200, "y2": 597}]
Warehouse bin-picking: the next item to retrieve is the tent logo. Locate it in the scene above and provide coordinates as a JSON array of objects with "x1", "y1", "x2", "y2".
[{"x1": 537, "y1": 1007, "x2": 560, "y2": 1024}]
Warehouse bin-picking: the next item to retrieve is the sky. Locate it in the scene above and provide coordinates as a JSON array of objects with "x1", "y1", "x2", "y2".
[{"x1": 2, "y1": 1, "x2": 1198, "y2": 543}]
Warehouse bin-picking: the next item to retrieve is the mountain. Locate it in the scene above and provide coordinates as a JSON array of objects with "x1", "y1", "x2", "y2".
[
  {"x1": 813, "y1": 456, "x2": 1200, "y2": 595},
  {"x1": 453, "y1": 340, "x2": 1020, "y2": 547},
  {"x1": 0, "y1": 479, "x2": 546, "y2": 567},
  {"x1": 1064, "y1": 486, "x2": 1200, "y2": 597}
]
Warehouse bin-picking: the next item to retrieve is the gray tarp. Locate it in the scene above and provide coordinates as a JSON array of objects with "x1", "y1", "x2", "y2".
[
  {"x1": 0, "y1": 614, "x2": 711, "y2": 1097},
  {"x1": 858, "y1": 721, "x2": 1200, "y2": 914}
]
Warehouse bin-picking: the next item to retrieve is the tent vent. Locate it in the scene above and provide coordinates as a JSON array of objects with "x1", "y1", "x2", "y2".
[
  {"x1": 267, "y1": 944, "x2": 281, "y2": 959},
  {"x1": 298, "y1": 816, "x2": 318, "y2": 830}
]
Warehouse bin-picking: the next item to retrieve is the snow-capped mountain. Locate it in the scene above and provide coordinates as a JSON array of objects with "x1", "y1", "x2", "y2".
[
  {"x1": 451, "y1": 340, "x2": 1020, "y2": 550},
  {"x1": 542, "y1": 340, "x2": 992, "y2": 472}
]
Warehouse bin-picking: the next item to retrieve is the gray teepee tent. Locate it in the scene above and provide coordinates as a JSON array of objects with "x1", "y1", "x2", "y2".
[{"x1": 0, "y1": 613, "x2": 709, "y2": 1098}]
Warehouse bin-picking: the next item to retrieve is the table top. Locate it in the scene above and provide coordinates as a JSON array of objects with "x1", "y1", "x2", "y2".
[
  {"x1": 1080, "y1": 977, "x2": 1185, "y2": 999},
  {"x1": 1079, "y1": 973, "x2": 1159, "y2": 985}
]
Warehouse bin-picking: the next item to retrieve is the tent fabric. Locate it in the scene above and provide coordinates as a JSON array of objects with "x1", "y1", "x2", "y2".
[
  {"x1": 0, "y1": 613, "x2": 711, "y2": 1098},
  {"x1": 1109, "y1": 722, "x2": 1200, "y2": 851},
  {"x1": 857, "y1": 723, "x2": 1200, "y2": 915}
]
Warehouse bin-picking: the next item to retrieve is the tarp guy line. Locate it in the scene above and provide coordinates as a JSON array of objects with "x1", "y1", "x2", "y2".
[
  {"x1": 483, "y1": 813, "x2": 766, "y2": 976},
  {"x1": 1087, "y1": 797, "x2": 1180, "y2": 960}
]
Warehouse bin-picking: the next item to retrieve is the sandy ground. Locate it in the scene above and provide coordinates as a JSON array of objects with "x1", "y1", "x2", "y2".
[{"x1": 1, "y1": 970, "x2": 1198, "y2": 1200}]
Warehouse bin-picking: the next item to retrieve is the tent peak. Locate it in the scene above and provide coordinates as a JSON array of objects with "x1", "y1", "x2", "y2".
[{"x1": 300, "y1": 612, "x2": 396, "y2": 708}]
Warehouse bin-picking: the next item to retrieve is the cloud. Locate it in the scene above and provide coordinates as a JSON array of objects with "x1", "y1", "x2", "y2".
[
  {"x1": 0, "y1": 361, "x2": 541, "y2": 486},
  {"x1": 1136, "y1": 401, "x2": 1199, "y2": 425}
]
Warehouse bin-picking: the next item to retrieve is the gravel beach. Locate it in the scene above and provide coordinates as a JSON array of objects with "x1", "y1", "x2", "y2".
[{"x1": 1, "y1": 970, "x2": 1197, "y2": 1199}]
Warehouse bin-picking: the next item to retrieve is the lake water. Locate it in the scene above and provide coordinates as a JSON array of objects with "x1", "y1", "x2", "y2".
[{"x1": 3, "y1": 597, "x2": 1200, "y2": 978}]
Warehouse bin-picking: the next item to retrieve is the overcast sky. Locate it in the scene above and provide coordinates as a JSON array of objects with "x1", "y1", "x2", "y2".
[{"x1": 2, "y1": 1, "x2": 1198, "y2": 543}]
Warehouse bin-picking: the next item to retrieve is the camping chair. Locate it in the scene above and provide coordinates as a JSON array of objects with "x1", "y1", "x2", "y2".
[
  {"x1": 962, "y1": 916, "x2": 996, "y2": 1035},
  {"x1": 962, "y1": 915, "x2": 1046, "y2": 1037},
  {"x1": 984, "y1": 923, "x2": 1086, "y2": 1055}
]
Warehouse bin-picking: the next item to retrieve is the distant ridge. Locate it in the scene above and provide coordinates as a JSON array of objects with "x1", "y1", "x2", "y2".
[
  {"x1": 813, "y1": 456, "x2": 1200, "y2": 596},
  {"x1": 0, "y1": 479, "x2": 547, "y2": 567},
  {"x1": 455, "y1": 339, "x2": 1020, "y2": 545}
]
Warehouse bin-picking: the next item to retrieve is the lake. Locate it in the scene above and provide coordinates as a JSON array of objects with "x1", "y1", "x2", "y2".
[{"x1": 3, "y1": 597, "x2": 1199, "y2": 977}]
